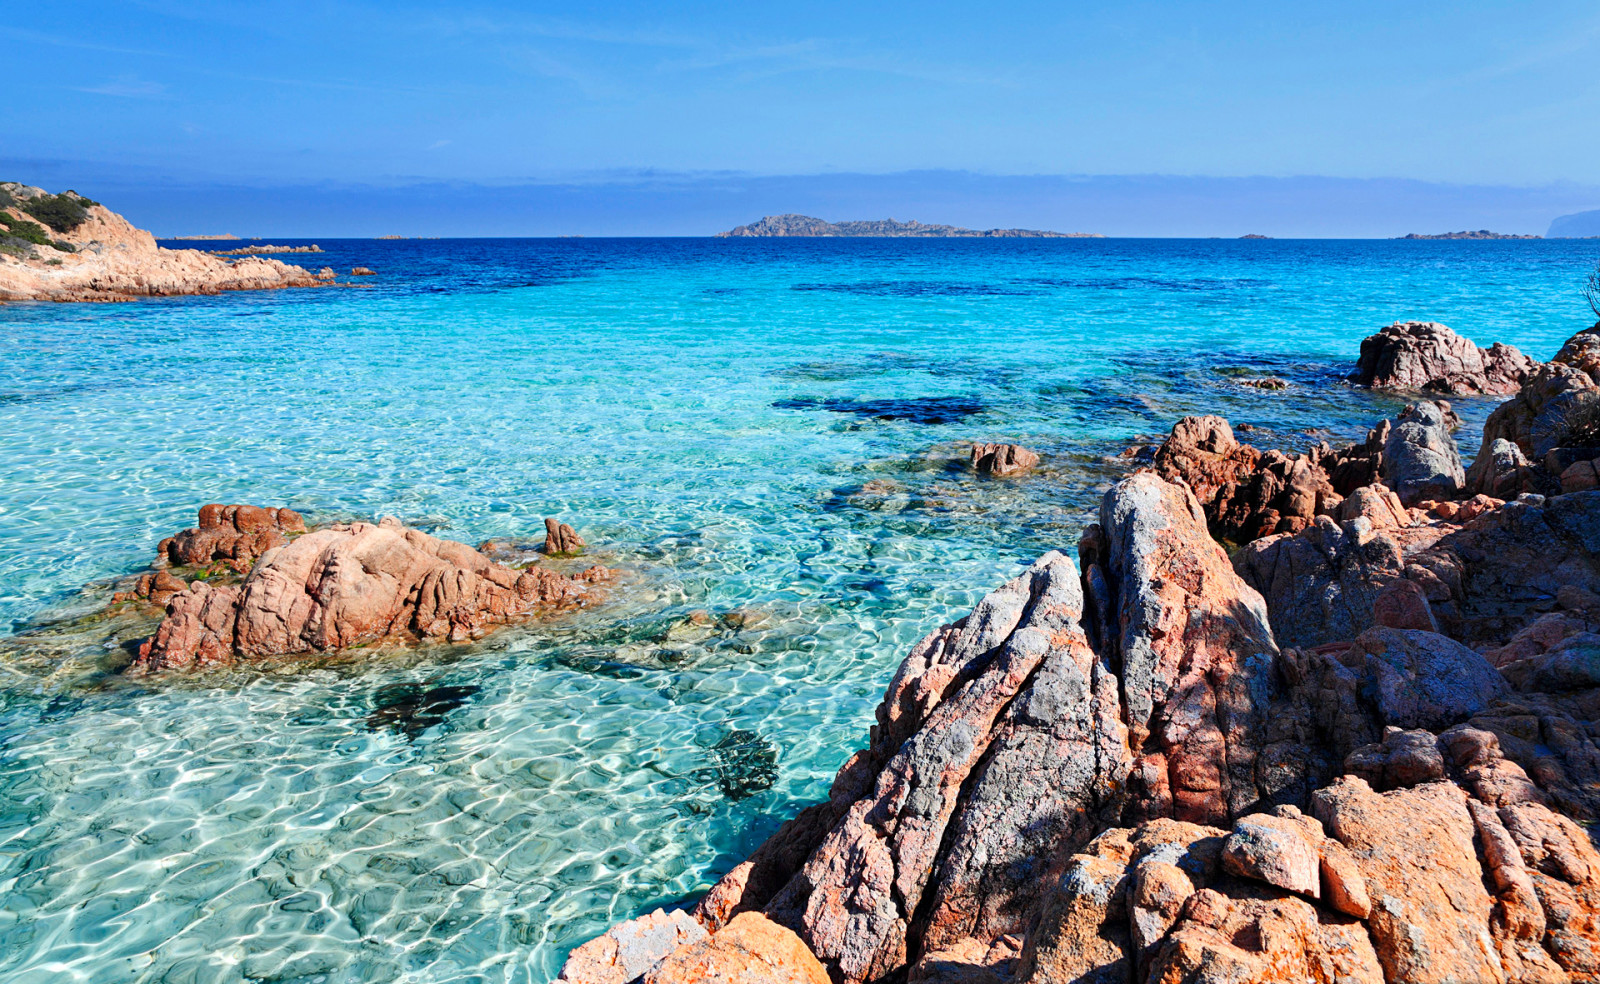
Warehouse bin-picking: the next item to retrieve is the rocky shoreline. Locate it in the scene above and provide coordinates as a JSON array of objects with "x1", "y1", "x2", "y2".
[
  {"x1": 560, "y1": 318, "x2": 1600, "y2": 984},
  {"x1": 0, "y1": 182, "x2": 329, "y2": 302}
]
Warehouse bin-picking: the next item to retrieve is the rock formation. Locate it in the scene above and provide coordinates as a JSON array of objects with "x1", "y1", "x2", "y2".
[
  {"x1": 544, "y1": 518, "x2": 587, "y2": 555},
  {"x1": 970, "y1": 442, "x2": 1040, "y2": 478},
  {"x1": 1150, "y1": 415, "x2": 1336, "y2": 542},
  {"x1": 157, "y1": 503, "x2": 307, "y2": 570},
  {"x1": 0, "y1": 182, "x2": 323, "y2": 302},
  {"x1": 1350, "y1": 321, "x2": 1539, "y2": 395},
  {"x1": 134, "y1": 516, "x2": 610, "y2": 673},
  {"x1": 564, "y1": 457, "x2": 1600, "y2": 984}
]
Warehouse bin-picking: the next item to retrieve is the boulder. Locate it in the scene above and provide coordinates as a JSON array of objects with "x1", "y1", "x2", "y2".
[
  {"x1": 1465, "y1": 438, "x2": 1543, "y2": 499},
  {"x1": 1219, "y1": 815, "x2": 1321, "y2": 898},
  {"x1": 644, "y1": 913, "x2": 830, "y2": 984},
  {"x1": 1350, "y1": 320, "x2": 1539, "y2": 394},
  {"x1": 134, "y1": 517, "x2": 610, "y2": 672},
  {"x1": 558, "y1": 909, "x2": 708, "y2": 984},
  {"x1": 1343, "y1": 627, "x2": 1508, "y2": 731},
  {"x1": 1381, "y1": 401, "x2": 1464, "y2": 506},
  {"x1": 157, "y1": 503, "x2": 306, "y2": 569},
  {"x1": 970, "y1": 442, "x2": 1040, "y2": 477}
]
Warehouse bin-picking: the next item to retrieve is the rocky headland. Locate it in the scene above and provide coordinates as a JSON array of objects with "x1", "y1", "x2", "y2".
[
  {"x1": 208, "y1": 243, "x2": 325, "y2": 256},
  {"x1": 0, "y1": 182, "x2": 326, "y2": 302},
  {"x1": 717, "y1": 215, "x2": 1103, "y2": 238},
  {"x1": 560, "y1": 320, "x2": 1600, "y2": 984}
]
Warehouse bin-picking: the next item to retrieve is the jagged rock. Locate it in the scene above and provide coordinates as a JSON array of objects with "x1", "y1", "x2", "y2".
[
  {"x1": 644, "y1": 913, "x2": 830, "y2": 984},
  {"x1": 1467, "y1": 438, "x2": 1544, "y2": 498},
  {"x1": 1381, "y1": 401, "x2": 1464, "y2": 506},
  {"x1": 1477, "y1": 330, "x2": 1600, "y2": 465},
  {"x1": 1152, "y1": 416, "x2": 1335, "y2": 542},
  {"x1": 157, "y1": 503, "x2": 306, "y2": 569},
  {"x1": 1500, "y1": 634, "x2": 1600, "y2": 693},
  {"x1": 572, "y1": 471, "x2": 1600, "y2": 984},
  {"x1": 970, "y1": 442, "x2": 1040, "y2": 477},
  {"x1": 1233, "y1": 515, "x2": 1406, "y2": 649},
  {"x1": 544, "y1": 517, "x2": 586, "y2": 555},
  {"x1": 558, "y1": 909, "x2": 708, "y2": 984},
  {"x1": 1350, "y1": 321, "x2": 1539, "y2": 395},
  {"x1": 135, "y1": 517, "x2": 610, "y2": 672}
]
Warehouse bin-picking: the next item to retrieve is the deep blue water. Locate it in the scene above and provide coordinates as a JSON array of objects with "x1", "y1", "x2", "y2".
[{"x1": 0, "y1": 236, "x2": 1596, "y2": 983}]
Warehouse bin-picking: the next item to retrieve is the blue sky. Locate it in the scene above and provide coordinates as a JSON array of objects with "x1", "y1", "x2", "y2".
[{"x1": 7, "y1": 1, "x2": 1600, "y2": 234}]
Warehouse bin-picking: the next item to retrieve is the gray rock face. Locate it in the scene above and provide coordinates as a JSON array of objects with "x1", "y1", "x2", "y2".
[
  {"x1": 1346, "y1": 627, "x2": 1509, "y2": 730},
  {"x1": 1232, "y1": 515, "x2": 1406, "y2": 650},
  {"x1": 1381, "y1": 401, "x2": 1464, "y2": 505},
  {"x1": 1465, "y1": 437, "x2": 1542, "y2": 498},
  {"x1": 1350, "y1": 320, "x2": 1539, "y2": 395}
]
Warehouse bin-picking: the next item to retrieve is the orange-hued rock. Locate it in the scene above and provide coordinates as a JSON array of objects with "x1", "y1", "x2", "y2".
[
  {"x1": 645, "y1": 913, "x2": 830, "y2": 984},
  {"x1": 1151, "y1": 415, "x2": 1336, "y2": 542},
  {"x1": 0, "y1": 184, "x2": 323, "y2": 302},
  {"x1": 134, "y1": 517, "x2": 610, "y2": 672},
  {"x1": 970, "y1": 442, "x2": 1040, "y2": 477},
  {"x1": 157, "y1": 503, "x2": 307, "y2": 570},
  {"x1": 558, "y1": 909, "x2": 708, "y2": 984}
]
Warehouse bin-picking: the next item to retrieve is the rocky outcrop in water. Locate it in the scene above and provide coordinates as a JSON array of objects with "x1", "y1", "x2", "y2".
[
  {"x1": 134, "y1": 516, "x2": 610, "y2": 673},
  {"x1": 544, "y1": 518, "x2": 587, "y2": 555},
  {"x1": 565, "y1": 448, "x2": 1600, "y2": 984},
  {"x1": 970, "y1": 443, "x2": 1040, "y2": 477},
  {"x1": 1350, "y1": 321, "x2": 1539, "y2": 395},
  {"x1": 1150, "y1": 415, "x2": 1335, "y2": 542},
  {"x1": 0, "y1": 182, "x2": 323, "y2": 302}
]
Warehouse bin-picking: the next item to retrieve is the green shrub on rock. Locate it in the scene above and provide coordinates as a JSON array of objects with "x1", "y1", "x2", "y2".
[{"x1": 22, "y1": 192, "x2": 95, "y2": 234}]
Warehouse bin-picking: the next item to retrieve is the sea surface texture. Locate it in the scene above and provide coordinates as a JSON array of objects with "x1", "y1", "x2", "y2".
[{"x1": 1, "y1": 238, "x2": 1595, "y2": 983}]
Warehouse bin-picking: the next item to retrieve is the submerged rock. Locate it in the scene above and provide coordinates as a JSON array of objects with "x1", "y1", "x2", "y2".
[
  {"x1": 707, "y1": 729, "x2": 778, "y2": 801},
  {"x1": 134, "y1": 516, "x2": 611, "y2": 673},
  {"x1": 366, "y1": 682, "x2": 483, "y2": 739},
  {"x1": 1350, "y1": 320, "x2": 1539, "y2": 395}
]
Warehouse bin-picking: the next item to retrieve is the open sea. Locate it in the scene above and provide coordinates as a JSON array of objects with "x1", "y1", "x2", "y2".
[{"x1": 1, "y1": 236, "x2": 1597, "y2": 983}]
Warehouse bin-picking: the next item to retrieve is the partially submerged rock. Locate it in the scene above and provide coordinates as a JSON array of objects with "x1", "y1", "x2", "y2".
[
  {"x1": 134, "y1": 516, "x2": 610, "y2": 673},
  {"x1": 1350, "y1": 320, "x2": 1539, "y2": 395},
  {"x1": 970, "y1": 442, "x2": 1040, "y2": 477},
  {"x1": 1151, "y1": 415, "x2": 1335, "y2": 542},
  {"x1": 544, "y1": 517, "x2": 587, "y2": 555}
]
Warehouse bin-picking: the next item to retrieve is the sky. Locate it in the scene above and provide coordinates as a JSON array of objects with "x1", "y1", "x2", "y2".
[{"x1": 6, "y1": 1, "x2": 1600, "y2": 235}]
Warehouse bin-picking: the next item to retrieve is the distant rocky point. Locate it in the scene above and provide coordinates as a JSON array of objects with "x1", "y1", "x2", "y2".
[
  {"x1": 0, "y1": 181, "x2": 325, "y2": 302},
  {"x1": 716, "y1": 214, "x2": 1102, "y2": 238},
  {"x1": 171, "y1": 234, "x2": 242, "y2": 241},
  {"x1": 1398, "y1": 230, "x2": 1541, "y2": 240},
  {"x1": 209, "y1": 244, "x2": 324, "y2": 256},
  {"x1": 1548, "y1": 209, "x2": 1600, "y2": 238},
  {"x1": 1239, "y1": 234, "x2": 1273, "y2": 239}
]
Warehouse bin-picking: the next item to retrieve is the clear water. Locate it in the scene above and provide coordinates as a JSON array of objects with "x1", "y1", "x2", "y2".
[{"x1": 1, "y1": 237, "x2": 1596, "y2": 983}]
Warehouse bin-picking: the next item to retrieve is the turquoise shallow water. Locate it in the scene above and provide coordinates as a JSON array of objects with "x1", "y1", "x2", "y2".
[{"x1": 1, "y1": 237, "x2": 1597, "y2": 982}]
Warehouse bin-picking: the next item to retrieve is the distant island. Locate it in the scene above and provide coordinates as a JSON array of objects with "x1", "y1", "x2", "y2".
[
  {"x1": 716, "y1": 214, "x2": 1102, "y2": 238},
  {"x1": 1239, "y1": 234, "x2": 1273, "y2": 239},
  {"x1": 1398, "y1": 230, "x2": 1541, "y2": 240}
]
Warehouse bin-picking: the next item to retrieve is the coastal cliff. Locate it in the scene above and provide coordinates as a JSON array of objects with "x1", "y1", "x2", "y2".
[
  {"x1": 717, "y1": 214, "x2": 1103, "y2": 238},
  {"x1": 0, "y1": 182, "x2": 324, "y2": 302},
  {"x1": 563, "y1": 326, "x2": 1600, "y2": 984}
]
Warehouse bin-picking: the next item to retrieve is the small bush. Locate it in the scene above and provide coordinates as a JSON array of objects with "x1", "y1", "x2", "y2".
[
  {"x1": 0, "y1": 212, "x2": 53, "y2": 246},
  {"x1": 23, "y1": 192, "x2": 93, "y2": 234},
  {"x1": 1585, "y1": 260, "x2": 1600, "y2": 320}
]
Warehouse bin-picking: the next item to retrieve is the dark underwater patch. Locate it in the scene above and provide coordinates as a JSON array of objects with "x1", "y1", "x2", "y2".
[
  {"x1": 791, "y1": 280, "x2": 1042, "y2": 297},
  {"x1": 366, "y1": 682, "x2": 483, "y2": 739},
  {"x1": 773, "y1": 395, "x2": 987, "y2": 424},
  {"x1": 704, "y1": 729, "x2": 778, "y2": 801}
]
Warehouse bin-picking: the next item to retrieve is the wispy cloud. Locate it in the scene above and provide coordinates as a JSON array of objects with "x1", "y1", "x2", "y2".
[
  {"x1": 428, "y1": 139, "x2": 451, "y2": 150},
  {"x1": 77, "y1": 75, "x2": 168, "y2": 98},
  {"x1": 0, "y1": 25, "x2": 166, "y2": 56}
]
